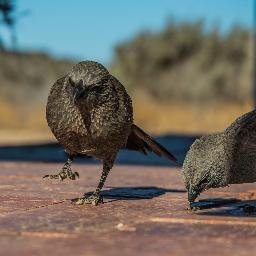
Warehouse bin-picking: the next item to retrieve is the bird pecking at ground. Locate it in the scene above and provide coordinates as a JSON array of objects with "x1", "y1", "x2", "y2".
[
  {"x1": 182, "y1": 109, "x2": 256, "y2": 205},
  {"x1": 44, "y1": 60, "x2": 177, "y2": 206}
]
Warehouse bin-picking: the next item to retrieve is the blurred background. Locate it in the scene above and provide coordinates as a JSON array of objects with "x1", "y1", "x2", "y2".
[{"x1": 0, "y1": 0, "x2": 254, "y2": 147}]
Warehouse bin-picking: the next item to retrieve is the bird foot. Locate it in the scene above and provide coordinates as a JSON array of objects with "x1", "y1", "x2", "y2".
[
  {"x1": 71, "y1": 193, "x2": 103, "y2": 206},
  {"x1": 43, "y1": 167, "x2": 79, "y2": 181}
]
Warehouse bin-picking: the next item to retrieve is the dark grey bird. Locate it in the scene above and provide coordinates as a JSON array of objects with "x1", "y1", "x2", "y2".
[
  {"x1": 182, "y1": 110, "x2": 256, "y2": 204},
  {"x1": 44, "y1": 61, "x2": 176, "y2": 206}
]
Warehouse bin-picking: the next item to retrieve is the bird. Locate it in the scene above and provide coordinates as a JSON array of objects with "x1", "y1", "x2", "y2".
[
  {"x1": 182, "y1": 109, "x2": 256, "y2": 204},
  {"x1": 44, "y1": 60, "x2": 177, "y2": 206}
]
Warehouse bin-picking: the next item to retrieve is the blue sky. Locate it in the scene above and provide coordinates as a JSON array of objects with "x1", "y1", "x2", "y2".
[{"x1": 0, "y1": 0, "x2": 253, "y2": 63}]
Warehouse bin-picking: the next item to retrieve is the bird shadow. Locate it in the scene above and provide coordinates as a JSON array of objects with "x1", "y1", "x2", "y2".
[
  {"x1": 82, "y1": 186, "x2": 186, "y2": 203},
  {"x1": 190, "y1": 198, "x2": 256, "y2": 217}
]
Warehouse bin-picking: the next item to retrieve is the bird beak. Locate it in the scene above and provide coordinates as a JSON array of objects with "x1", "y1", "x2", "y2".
[
  {"x1": 188, "y1": 187, "x2": 199, "y2": 203},
  {"x1": 72, "y1": 86, "x2": 85, "y2": 104}
]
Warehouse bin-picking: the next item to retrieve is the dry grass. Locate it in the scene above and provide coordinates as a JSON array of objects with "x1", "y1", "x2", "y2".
[
  {"x1": 132, "y1": 92, "x2": 253, "y2": 135},
  {"x1": 0, "y1": 100, "x2": 20, "y2": 128},
  {"x1": 0, "y1": 129, "x2": 54, "y2": 145},
  {"x1": 0, "y1": 92, "x2": 253, "y2": 145}
]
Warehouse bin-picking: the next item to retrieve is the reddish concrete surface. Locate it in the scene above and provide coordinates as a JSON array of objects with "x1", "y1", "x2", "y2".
[{"x1": 0, "y1": 161, "x2": 255, "y2": 256}]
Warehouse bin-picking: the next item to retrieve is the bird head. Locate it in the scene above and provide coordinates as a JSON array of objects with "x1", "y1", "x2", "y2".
[
  {"x1": 66, "y1": 61, "x2": 110, "y2": 107},
  {"x1": 182, "y1": 134, "x2": 228, "y2": 203}
]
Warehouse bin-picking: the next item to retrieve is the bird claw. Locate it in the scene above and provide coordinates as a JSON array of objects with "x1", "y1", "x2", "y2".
[
  {"x1": 71, "y1": 193, "x2": 103, "y2": 206},
  {"x1": 43, "y1": 168, "x2": 79, "y2": 181}
]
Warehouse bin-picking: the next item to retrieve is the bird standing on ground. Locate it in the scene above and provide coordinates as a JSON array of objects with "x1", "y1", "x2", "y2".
[
  {"x1": 182, "y1": 110, "x2": 256, "y2": 204},
  {"x1": 44, "y1": 61, "x2": 176, "y2": 206}
]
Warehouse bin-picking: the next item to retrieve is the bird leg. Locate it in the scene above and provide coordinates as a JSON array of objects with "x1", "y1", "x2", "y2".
[
  {"x1": 43, "y1": 155, "x2": 79, "y2": 181},
  {"x1": 72, "y1": 160, "x2": 113, "y2": 206}
]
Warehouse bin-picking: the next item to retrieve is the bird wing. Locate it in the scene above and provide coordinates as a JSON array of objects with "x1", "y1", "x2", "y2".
[
  {"x1": 233, "y1": 110, "x2": 256, "y2": 153},
  {"x1": 125, "y1": 124, "x2": 177, "y2": 162},
  {"x1": 226, "y1": 110, "x2": 256, "y2": 184}
]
